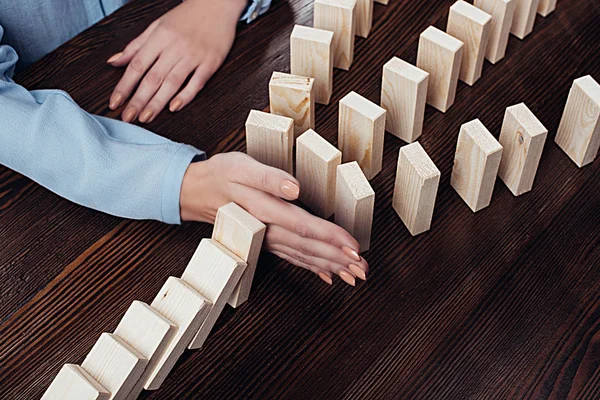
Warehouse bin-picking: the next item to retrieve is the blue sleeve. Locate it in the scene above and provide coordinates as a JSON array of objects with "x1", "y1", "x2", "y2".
[
  {"x1": 240, "y1": 0, "x2": 272, "y2": 23},
  {"x1": 0, "y1": 25, "x2": 205, "y2": 224}
]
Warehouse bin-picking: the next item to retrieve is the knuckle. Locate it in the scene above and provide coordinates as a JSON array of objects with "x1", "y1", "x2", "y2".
[
  {"x1": 299, "y1": 242, "x2": 314, "y2": 257},
  {"x1": 293, "y1": 251, "x2": 311, "y2": 265},
  {"x1": 165, "y1": 70, "x2": 185, "y2": 85},
  {"x1": 144, "y1": 70, "x2": 163, "y2": 85},
  {"x1": 129, "y1": 57, "x2": 145, "y2": 73},
  {"x1": 294, "y1": 221, "x2": 308, "y2": 238}
]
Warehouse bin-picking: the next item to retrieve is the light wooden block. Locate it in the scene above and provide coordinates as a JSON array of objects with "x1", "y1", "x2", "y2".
[
  {"x1": 314, "y1": 0, "x2": 356, "y2": 70},
  {"x1": 474, "y1": 0, "x2": 516, "y2": 64},
  {"x1": 555, "y1": 76, "x2": 600, "y2": 168},
  {"x1": 335, "y1": 162, "x2": 375, "y2": 251},
  {"x1": 290, "y1": 25, "x2": 334, "y2": 105},
  {"x1": 269, "y1": 72, "x2": 315, "y2": 138},
  {"x1": 447, "y1": 1, "x2": 492, "y2": 86},
  {"x1": 113, "y1": 301, "x2": 176, "y2": 400},
  {"x1": 451, "y1": 119, "x2": 503, "y2": 212},
  {"x1": 144, "y1": 277, "x2": 211, "y2": 390},
  {"x1": 498, "y1": 103, "x2": 548, "y2": 195},
  {"x1": 42, "y1": 364, "x2": 110, "y2": 400},
  {"x1": 296, "y1": 129, "x2": 342, "y2": 218},
  {"x1": 537, "y1": 0, "x2": 556, "y2": 16},
  {"x1": 338, "y1": 91, "x2": 386, "y2": 180},
  {"x1": 81, "y1": 333, "x2": 148, "y2": 400},
  {"x1": 374, "y1": 0, "x2": 388, "y2": 4},
  {"x1": 381, "y1": 57, "x2": 429, "y2": 143},
  {"x1": 511, "y1": 0, "x2": 540, "y2": 39},
  {"x1": 246, "y1": 109, "x2": 294, "y2": 174},
  {"x1": 213, "y1": 202, "x2": 266, "y2": 308},
  {"x1": 416, "y1": 26, "x2": 464, "y2": 113},
  {"x1": 183, "y1": 239, "x2": 247, "y2": 349},
  {"x1": 392, "y1": 142, "x2": 441, "y2": 236},
  {"x1": 355, "y1": 0, "x2": 373, "y2": 38}
]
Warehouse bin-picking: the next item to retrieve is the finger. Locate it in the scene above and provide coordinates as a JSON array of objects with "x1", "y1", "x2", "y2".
[
  {"x1": 107, "y1": 20, "x2": 159, "y2": 67},
  {"x1": 268, "y1": 249, "x2": 333, "y2": 285},
  {"x1": 168, "y1": 60, "x2": 217, "y2": 112}
]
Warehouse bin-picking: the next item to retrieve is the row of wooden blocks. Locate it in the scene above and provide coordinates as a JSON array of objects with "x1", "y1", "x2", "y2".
[{"x1": 43, "y1": 203, "x2": 267, "y2": 399}]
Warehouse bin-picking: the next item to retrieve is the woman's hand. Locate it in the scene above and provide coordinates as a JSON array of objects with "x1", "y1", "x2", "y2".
[
  {"x1": 180, "y1": 153, "x2": 369, "y2": 286},
  {"x1": 107, "y1": 0, "x2": 246, "y2": 123}
]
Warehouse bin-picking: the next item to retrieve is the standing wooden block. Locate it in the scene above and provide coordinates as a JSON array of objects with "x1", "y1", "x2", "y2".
[
  {"x1": 290, "y1": 25, "x2": 334, "y2": 105},
  {"x1": 555, "y1": 76, "x2": 600, "y2": 168},
  {"x1": 392, "y1": 142, "x2": 441, "y2": 236},
  {"x1": 451, "y1": 119, "x2": 503, "y2": 212},
  {"x1": 380, "y1": 57, "x2": 429, "y2": 143},
  {"x1": 498, "y1": 103, "x2": 548, "y2": 195},
  {"x1": 537, "y1": 0, "x2": 556, "y2": 16},
  {"x1": 313, "y1": 0, "x2": 356, "y2": 71},
  {"x1": 144, "y1": 277, "x2": 211, "y2": 390},
  {"x1": 42, "y1": 364, "x2": 110, "y2": 400},
  {"x1": 474, "y1": 0, "x2": 516, "y2": 64},
  {"x1": 269, "y1": 72, "x2": 315, "y2": 138},
  {"x1": 447, "y1": 1, "x2": 492, "y2": 86},
  {"x1": 184, "y1": 239, "x2": 247, "y2": 349},
  {"x1": 296, "y1": 129, "x2": 342, "y2": 218},
  {"x1": 113, "y1": 301, "x2": 176, "y2": 400},
  {"x1": 81, "y1": 333, "x2": 148, "y2": 400},
  {"x1": 511, "y1": 0, "x2": 540, "y2": 39},
  {"x1": 338, "y1": 91, "x2": 386, "y2": 180},
  {"x1": 416, "y1": 26, "x2": 464, "y2": 113},
  {"x1": 335, "y1": 162, "x2": 375, "y2": 251},
  {"x1": 246, "y1": 109, "x2": 294, "y2": 174},
  {"x1": 355, "y1": 0, "x2": 373, "y2": 38},
  {"x1": 212, "y1": 202, "x2": 266, "y2": 308}
]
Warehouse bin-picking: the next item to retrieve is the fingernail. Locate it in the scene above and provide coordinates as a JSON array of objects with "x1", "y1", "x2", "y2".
[
  {"x1": 139, "y1": 108, "x2": 154, "y2": 123},
  {"x1": 318, "y1": 272, "x2": 333, "y2": 285},
  {"x1": 170, "y1": 99, "x2": 182, "y2": 112},
  {"x1": 349, "y1": 264, "x2": 366, "y2": 281},
  {"x1": 281, "y1": 180, "x2": 300, "y2": 199},
  {"x1": 342, "y1": 246, "x2": 361, "y2": 262},
  {"x1": 339, "y1": 270, "x2": 356, "y2": 286},
  {"x1": 107, "y1": 52, "x2": 123, "y2": 64},
  {"x1": 122, "y1": 107, "x2": 137, "y2": 122},
  {"x1": 109, "y1": 93, "x2": 123, "y2": 110}
]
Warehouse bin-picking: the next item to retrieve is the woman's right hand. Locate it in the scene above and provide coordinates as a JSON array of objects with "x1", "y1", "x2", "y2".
[{"x1": 180, "y1": 152, "x2": 369, "y2": 286}]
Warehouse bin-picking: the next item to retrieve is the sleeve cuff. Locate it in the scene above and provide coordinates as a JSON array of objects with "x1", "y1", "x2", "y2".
[{"x1": 240, "y1": 0, "x2": 272, "y2": 23}]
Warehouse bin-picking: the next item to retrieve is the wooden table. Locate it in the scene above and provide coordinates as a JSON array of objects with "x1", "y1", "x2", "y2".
[{"x1": 1, "y1": 0, "x2": 599, "y2": 398}]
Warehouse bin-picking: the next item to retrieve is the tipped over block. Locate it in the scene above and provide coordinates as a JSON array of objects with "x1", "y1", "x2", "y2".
[
  {"x1": 511, "y1": 0, "x2": 541, "y2": 39},
  {"x1": 42, "y1": 364, "x2": 110, "y2": 400},
  {"x1": 374, "y1": 0, "x2": 388, "y2": 4},
  {"x1": 474, "y1": 0, "x2": 516, "y2": 64},
  {"x1": 269, "y1": 72, "x2": 315, "y2": 138},
  {"x1": 246, "y1": 110, "x2": 294, "y2": 174},
  {"x1": 314, "y1": 0, "x2": 356, "y2": 70},
  {"x1": 393, "y1": 142, "x2": 441, "y2": 236},
  {"x1": 355, "y1": 0, "x2": 373, "y2": 38},
  {"x1": 537, "y1": 0, "x2": 556, "y2": 16},
  {"x1": 451, "y1": 119, "x2": 503, "y2": 212},
  {"x1": 498, "y1": 103, "x2": 548, "y2": 195},
  {"x1": 381, "y1": 57, "x2": 429, "y2": 143}
]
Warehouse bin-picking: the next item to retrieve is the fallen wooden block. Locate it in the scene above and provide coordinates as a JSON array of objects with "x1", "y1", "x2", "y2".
[
  {"x1": 381, "y1": 57, "x2": 429, "y2": 143},
  {"x1": 416, "y1": 26, "x2": 464, "y2": 113},
  {"x1": 335, "y1": 161, "x2": 375, "y2": 251},
  {"x1": 183, "y1": 239, "x2": 247, "y2": 349},
  {"x1": 451, "y1": 119, "x2": 503, "y2": 212},
  {"x1": 555, "y1": 75, "x2": 600, "y2": 168},
  {"x1": 144, "y1": 277, "x2": 211, "y2": 390},
  {"x1": 473, "y1": 0, "x2": 517, "y2": 64},
  {"x1": 246, "y1": 109, "x2": 294, "y2": 174},
  {"x1": 269, "y1": 72, "x2": 315, "y2": 138},
  {"x1": 338, "y1": 91, "x2": 386, "y2": 180},
  {"x1": 537, "y1": 0, "x2": 556, "y2": 16},
  {"x1": 81, "y1": 333, "x2": 148, "y2": 400},
  {"x1": 314, "y1": 0, "x2": 356, "y2": 70},
  {"x1": 212, "y1": 202, "x2": 266, "y2": 308},
  {"x1": 355, "y1": 0, "x2": 373, "y2": 38},
  {"x1": 374, "y1": 0, "x2": 388, "y2": 4},
  {"x1": 447, "y1": 1, "x2": 492, "y2": 86},
  {"x1": 290, "y1": 25, "x2": 334, "y2": 105},
  {"x1": 42, "y1": 364, "x2": 110, "y2": 400},
  {"x1": 392, "y1": 142, "x2": 441, "y2": 236},
  {"x1": 511, "y1": 0, "x2": 540, "y2": 39},
  {"x1": 498, "y1": 103, "x2": 548, "y2": 195},
  {"x1": 113, "y1": 301, "x2": 176, "y2": 400},
  {"x1": 296, "y1": 129, "x2": 342, "y2": 218}
]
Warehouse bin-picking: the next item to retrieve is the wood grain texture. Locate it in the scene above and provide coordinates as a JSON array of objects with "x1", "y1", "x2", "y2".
[
  {"x1": 42, "y1": 364, "x2": 110, "y2": 400},
  {"x1": 269, "y1": 72, "x2": 315, "y2": 138},
  {"x1": 245, "y1": 109, "x2": 294, "y2": 174},
  {"x1": 537, "y1": 0, "x2": 557, "y2": 17},
  {"x1": 474, "y1": 0, "x2": 516, "y2": 64},
  {"x1": 314, "y1": 0, "x2": 356, "y2": 71},
  {"x1": 355, "y1": 0, "x2": 374, "y2": 38},
  {"x1": 511, "y1": 0, "x2": 541, "y2": 39}
]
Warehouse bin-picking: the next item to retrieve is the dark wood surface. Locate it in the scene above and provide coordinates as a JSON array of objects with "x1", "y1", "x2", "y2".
[{"x1": 1, "y1": 0, "x2": 599, "y2": 398}]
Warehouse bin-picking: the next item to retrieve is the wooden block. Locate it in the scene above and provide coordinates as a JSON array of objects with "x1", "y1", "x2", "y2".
[
  {"x1": 380, "y1": 57, "x2": 429, "y2": 143},
  {"x1": 451, "y1": 119, "x2": 503, "y2": 212},
  {"x1": 355, "y1": 0, "x2": 373, "y2": 38},
  {"x1": 81, "y1": 333, "x2": 148, "y2": 400},
  {"x1": 537, "y1": 0, "x2": 556, "y2": 16},
  {"x1": 392, "y1": 142, "x2": 441, "y2": 236},
  {"x1": 183, "y1": 239, "x2": 247, "y2": 349},
  {"x1": 335, "y1": 162, "x2": 375, "y2": 251},
  {"x1": 555, "y1": 75, "x2": 600, "y2": 168},
  {"x1": 296, "y1": 129, "x2": 342, "y2": 218},
  {"x1": 338, "y1": 91, "x2": 386, "y2": 180},
  {"x1": 269, "y1": 72, "x2": 315, "y2": 138},
  {"x1": 144, "y1": 277, "x2": 211, "y2": 390},
  {"x1": 313, "y1": 0, "x2": 356, "y2": 70},
  {"x1": 212, "y1": 202, "x2": 266, "y2": 308},
  {"x1": 473, "y1": 0, "x2": 516, "y2": 64},
  {"x1": 42, "y1": 364, "x2": 110, "y2": 400},
  {"x1": 113, "y1": 301, "x2": 176, "y2": 400},
  {"x1": 245, "y1": 109, "x2": 294, "y2": 174},
  {"x1": 498, "y1": 103, "x2": 548, "y2": 195},
  {"x1": 374, "y1": 0, "x2": 388, "y2": 4},
  {"x1": 510, "y1": 0, "x2": 541, "y2": 39},
  {"x1": 416, "y1": 26, "x2": 464, "y2": 113},
  {"x1": 447, "y1": 1, "x2": 492, "y2": 86},
  {"x1": 290, "y1": 25, "x2": 334, "y2": 105}
]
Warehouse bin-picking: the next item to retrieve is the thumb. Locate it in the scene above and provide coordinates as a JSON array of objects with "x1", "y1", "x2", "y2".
[{"x1": 232, "y1": 154, "x2": 301, "y2": 201}]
